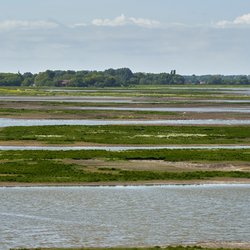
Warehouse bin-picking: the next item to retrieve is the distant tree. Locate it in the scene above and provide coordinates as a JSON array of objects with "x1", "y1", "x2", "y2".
[
  {"x1": 237, "y1": 76, "x2": 249, "y2": 85},
  {"x1": 103, "y1": 76, "x2": 119, "y2": 87},
  {"x1": 170, "y1": 75, "x2": 185, "y2": 84},
  {"x1": 207, "y1": 75, "x2": 223, "y2": 85},
  {"x1": 104, "y1": 68, "x2": 116, "y2": 76},
  {"x1": 115, "y1": 68, "x2": 133, "y2": 82},
  {"x1": 22, "y1": 72, "x2": 33, "y2": 78},
  {"x1": 189, "y1": 74, "x2": 200, "y2": 84},
  {"x1": 0, "y1": 73, "x2": 23, "y2": 86},
  {"x1": 34, "y1": 70, "x2": 55, "y2": 86},
  {"x1": 69, "y1": 77, "x2": 87, "y2": 87},
  {"x1": 22, "y1": 77, "x2": 33, "y2": 86}
]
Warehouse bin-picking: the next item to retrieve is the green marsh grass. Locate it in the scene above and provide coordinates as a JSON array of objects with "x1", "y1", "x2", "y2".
[
  {"x1": 1, "y1": 86, "x2": 250, "y2": 99},
  {"x1": 1, "y1": 125, "x2": 250, "y2": 145},
  {"x1": 0, "y1": 107, "x2": 178, "y2": 118},
  {"x1": 1, "y1": 149, "x2": 250, "y2": 183}
]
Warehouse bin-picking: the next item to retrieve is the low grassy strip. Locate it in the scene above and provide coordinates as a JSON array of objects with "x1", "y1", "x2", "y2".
[
  {"x1": 0, "y1": 149, "x2": 250, "y2": 183},
  {"x1": 0, "y1": 86, "x2": 233, "y2": 96},
  {"x1": 1, "y1": 87, "x2": 248, "y2": 100},
  {"x1": 0, "y1": 108, "x2": 178, "y2": 119},
  {"x1": 1, "y1": 125, "x2": 250, "y2": 145},
  {"x1": 1, "y1": 149, "x2": 250, "y2": 162},
  {"x1": 0, "y1": 149, "x2": 250, "y2": 162},
  {"x1": 1, "y1": 160, "x2": 249, "y2": 183}
]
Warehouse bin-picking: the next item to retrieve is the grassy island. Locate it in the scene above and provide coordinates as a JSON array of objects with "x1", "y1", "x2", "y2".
[{"x1": 1, "y1": 148, "x2": 250, "y2": 184}]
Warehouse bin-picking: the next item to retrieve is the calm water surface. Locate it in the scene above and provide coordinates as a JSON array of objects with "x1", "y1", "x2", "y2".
[
  {"x1": 0, "y1": 185, "x2": 249, "y2": 250},
  {"x1": 1, "y1": 96, "x2": 250, "y2": 103},
  {"x1": 73, "y1": 106, "x2": 250, "y2": 113},
  {"x1": 1, "y1": 118, "x2": 250, "y2": 127},
  {"x1": 0, "y1": 96, "x2": 135, "y2": 103},
  {"x1": 1, "y1": 145, "x2": 250, "y2": 151},
  {"x1": 44, "y1": 87, "x2": 250, "y2": 95}
]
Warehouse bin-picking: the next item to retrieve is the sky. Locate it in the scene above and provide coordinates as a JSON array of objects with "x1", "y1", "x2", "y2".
[{"x1": 1, "y1": 0, "x2": 250, "y2": 75}]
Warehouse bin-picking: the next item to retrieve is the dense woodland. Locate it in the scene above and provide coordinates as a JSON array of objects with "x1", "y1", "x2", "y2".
[{"x1": 0, "y1": 68, "x2": 249, "y2": 87}]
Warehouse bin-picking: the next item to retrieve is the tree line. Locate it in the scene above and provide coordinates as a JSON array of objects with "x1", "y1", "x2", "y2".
[
  {"x1": 0, "y1": 68, "x2": 249, "y2": 87},
  {"x1": 184, "y1": 74, "x2": 250, "y2": 85}
]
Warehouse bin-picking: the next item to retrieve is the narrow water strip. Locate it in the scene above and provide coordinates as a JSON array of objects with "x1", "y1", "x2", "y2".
[
  {"x1": 1, "y1": 145, "x2": 250, "y2": 151},
  {"x1": 1, "y1": 118, "x2": 250, "y2": 127},
  {"x1": 71, "y1": 106, "x2": 250, "y2": 113}
]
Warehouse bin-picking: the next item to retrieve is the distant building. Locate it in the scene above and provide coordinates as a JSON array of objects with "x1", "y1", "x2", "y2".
[{"x1": 60, "y1": 80, "x2": 70, "y2": 87}]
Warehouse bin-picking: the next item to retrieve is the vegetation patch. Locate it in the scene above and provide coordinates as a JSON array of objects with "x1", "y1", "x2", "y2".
[
  {"x1": 0, "y1": 149, "x2": 250, "y2": 183},
  {"x1": 0, "y1": 107, "x2": 179, "y2": 119},
  {"x1": 1, "y1": 125, "x2": 250, "y2": 145}
]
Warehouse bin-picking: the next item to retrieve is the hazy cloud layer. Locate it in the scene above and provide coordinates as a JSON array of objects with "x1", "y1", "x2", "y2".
[{"x1": 0, "y1": 20, "x2": 59, "y2": 31}]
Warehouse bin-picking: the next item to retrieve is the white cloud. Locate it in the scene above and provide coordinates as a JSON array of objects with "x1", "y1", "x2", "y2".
[
  {"x1": 129, "y1": 17, "x2": 160, "y2": 28},
  {"x1": 216, "y1": 13, "x2": 250, "y2": 27},
  {"x1": 234, "y1": 13, "x2": 250, "y2": 25},
  {"x1": 92, "y1": 14, "x2": 127, "y2": 27},
  {"x1": 0, "y1": 20, "x2": 59, "y2": 30},
  {"x1": 92, "y1": 14, "x2": 160, "y2": 28}
]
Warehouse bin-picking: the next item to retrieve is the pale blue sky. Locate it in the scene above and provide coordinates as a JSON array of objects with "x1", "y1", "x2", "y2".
[{"x1": 1, "y1": 0, "x2": 250, "y2": 74}]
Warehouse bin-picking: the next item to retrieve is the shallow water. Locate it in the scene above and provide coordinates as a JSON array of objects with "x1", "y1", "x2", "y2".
[
  {"x1": 154, "y1": 87, "x2": 250, "y2": 95},
  {"x1": 45, "y1": 87, "x2": 250, "y2": 93},
  {"x1": 0, "y1": 96, "x2": 135, "y2": 103},
  {"x1": 0, "y1": 185, "x2": 249, "y2": 250},
  {"x1": 1, "y1": 145, "x2": 250, "y2": 151},
  {"x1": 73, "y1": 106, "x2": 250, "y2": 113},
  {"x1": 195, "y1": 99, "x2": 250, "y2": 103},
  {"x1": 1, "y1": 118, "x2": 250, "y2": 127},
  {"x1": 1, "y1": 96, "x2": 250, "y2": 104}
]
